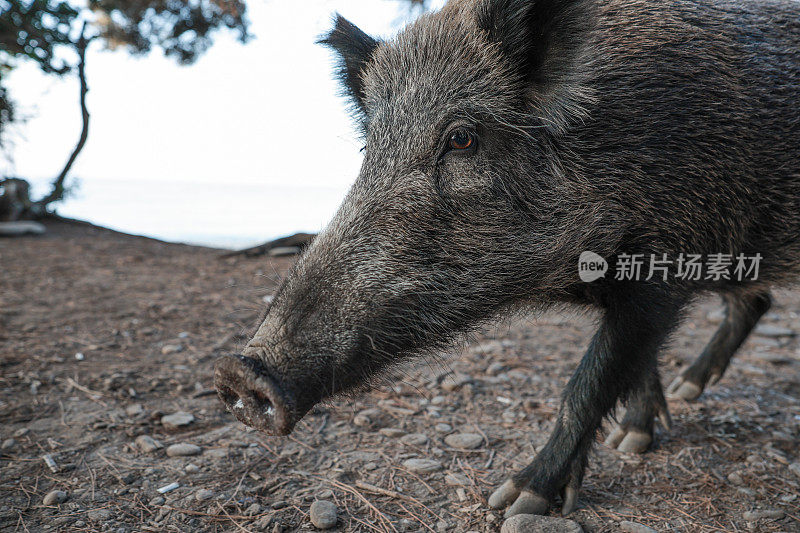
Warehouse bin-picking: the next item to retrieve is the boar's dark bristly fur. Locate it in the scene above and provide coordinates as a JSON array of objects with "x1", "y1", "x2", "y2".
[{"x1": 215, "y1": 0, "x2": 800, "y2": 516}]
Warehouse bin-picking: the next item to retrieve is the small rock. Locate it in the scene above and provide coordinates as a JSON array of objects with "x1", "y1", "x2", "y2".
[
  {"x1": 402, "y1": 458, "x2": 442, "y2": 474},
  {"x1": 135, "y1": 435, "x2": 163, "y2": 453},
  {"x1": 271, "y1": 501, "x2": 288, "y2": 510},
  {"x1": 1, "y1": 438, "x2": 16, "y2": 450},
  {"x1": 244, "y1": 503, "x2": 262, "y2": 516},
  {"x1": 166, "y1": 443, "x2": 201, "y2": 457},
  {"x1": 161, "y1": 411, "x2": 195, "y2": 428},
  {"x1": 441, "y1": 373, "x2": 471, "y2": 391},
  {"x1": 445, "y1": 472, "x2": 469, "y2": 486},
  {"x1": 309, "y1": 500, "x2": 337, "y2": 529},
  {"x1": 185, "y1": 463, "x2": 200, "y2": 473},
  {"x1": 13, "y1": 428, "x2": 29, "y2": 438},
  {"x1": 743, "y1": 509, "x2": 785, "y2": 521},
  {"x1": 788, "y1": 462, "x2": 800, "y2": 478},
  {"x1": 400, "y1": 433, "x2": 429, "y2": 446},
  {"x1": 486, "y1": 362, "x2": 505, "y2": 376},
  {"x1": 195, "y1": 489, "x2": 214, "y2": 501},
  {"x1": 501, "y1": 514, "x2": 583, "y2": 533},
  {"x1": 754, "y1": 324, "x2": 795, "y2": 338},
  {"x1": 126, "y1": 404, "x2": 144, "y2": 417},
  {"x1": 161, "y1": 344, "x2": 184, "y2": 355},
  {"x1": 353, "y1": 408, "x2": 380, "y2": 427},
  {"x1": 435, "y1": 423, "x2": 452, "y2": 433},
  {"x1": 436, "y1": 519, "x2": 449, "y2": 532},
  {"x1": 379, "y1": 428, "x2": 406, "y2": 438},
  {"x1": 316, "y1": 489, "x2": 333, "y2": 499},
  {"x1": 444, "y1": 433, "x2": 483, "y2": 449},
  {"x1": 149, "y1": 496, "x2": 166, "y2": 506},
  {"x1": 727, "y1": 472, "x2": 744, "y2": 485},
  {"x1": 87, "y1": 509, "x2": 112, "y2": 522},
  {"x1": 43, "y1": 490, "x2": 68, "y2": 506},
  {"x1": 620, "y1": 521, "x2": 657, "y2": 533}
]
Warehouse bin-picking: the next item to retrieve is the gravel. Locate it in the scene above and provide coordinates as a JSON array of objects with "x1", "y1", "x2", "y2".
[
  {"x1": 161, "y1": 411, "x2": 195, "y2": 428},
  {"x1": 309, "y1": 500, "x2": 337, "y2": 529},
  {"x1": 400, "y1": 433, "x2": 429, "y2": 446},
  {"x1": 166, "y1": 443, "x2": 202, "y2": 457},
  {"x1": 444, "y1": 433, "x2": 483, "y2": 449},
  {"x1": 402, "y1": 458, "x2": 442, "y2": 474},
  {"x1": 43, "y1": 490, "x2": 68, "y2": 506},
  {"x1": 620, "y1": 521, "x2": 657, "y2": 533},
  {"x1": 501, "y1": 514, "x2": 584, "y2": 533},
  {"x1": 135, "y1": 435, "x2": 163, "y2": 453},
  {"x1": 195, "y1": 489, "x2": 214, "y2": 501}
]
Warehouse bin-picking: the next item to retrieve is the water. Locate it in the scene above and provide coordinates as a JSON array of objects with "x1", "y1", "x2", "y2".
[{"x1": 32, "y1": 177, "x2": 350, "y2": 250}]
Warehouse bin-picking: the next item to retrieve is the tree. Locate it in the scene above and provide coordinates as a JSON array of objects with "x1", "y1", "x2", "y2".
[{"x1": 0, "y1": 0, "x2": 250, "y2": 219}]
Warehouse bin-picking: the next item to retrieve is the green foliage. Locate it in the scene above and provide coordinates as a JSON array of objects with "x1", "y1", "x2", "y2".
[{"x1": 89, "y1": 0, "x2": 250, "y2": 64}]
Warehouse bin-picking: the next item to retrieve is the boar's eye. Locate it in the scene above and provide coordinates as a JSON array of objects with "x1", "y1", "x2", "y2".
[{"x1": 448, "y1": 128, "x2": 475, "y2": 151}]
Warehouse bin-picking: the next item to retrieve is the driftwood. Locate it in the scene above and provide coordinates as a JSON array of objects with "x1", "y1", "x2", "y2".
[{"x1": 221, "y1": 232, "x2": 316, "y2": 258}]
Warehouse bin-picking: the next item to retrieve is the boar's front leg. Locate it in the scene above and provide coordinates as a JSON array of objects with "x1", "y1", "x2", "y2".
[{"x1": 489, "y1": 285, "x2": 686, "y2": 517}]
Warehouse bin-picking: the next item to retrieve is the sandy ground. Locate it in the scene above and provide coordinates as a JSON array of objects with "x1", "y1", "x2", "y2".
[{"x1": 1, "y1": 218, "x2": 799, "y2": 532}]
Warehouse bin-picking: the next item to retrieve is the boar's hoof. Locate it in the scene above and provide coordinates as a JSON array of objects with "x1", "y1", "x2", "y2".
[
  {"x1": 503, "y1": 490, "x2": 549, "y2": 518},
  {"x1": 666, "y1": 375, "x2": 703, "y2": 401},
  {"x1": 488, "y1": 479, "x2": 521, "y2": 509},
  {"x1": 214, "y1": 354, "x2": 296, "y2": 435},
  {"x1": 605, "y1": 427, "x2": 652, "y2": 454}
]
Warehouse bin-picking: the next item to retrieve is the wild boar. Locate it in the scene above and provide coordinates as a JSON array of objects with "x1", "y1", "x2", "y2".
[{"x1": 215, "y1": 0, "x2": 800, "y2": 516}]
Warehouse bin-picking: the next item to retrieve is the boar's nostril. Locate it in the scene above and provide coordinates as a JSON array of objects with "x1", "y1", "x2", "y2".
[{"x1": 213, "y1": 354, "x2": 295, "y2": 435}]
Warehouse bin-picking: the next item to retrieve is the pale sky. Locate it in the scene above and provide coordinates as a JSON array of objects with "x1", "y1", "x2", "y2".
[{"x1": 2, "y1": 0, "x2": 445, "y2": 247}]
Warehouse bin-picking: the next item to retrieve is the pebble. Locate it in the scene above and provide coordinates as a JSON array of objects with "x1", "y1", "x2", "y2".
[
  {"x1": 244, "y1": 503, "x2": 262, "y2": 516},
  {"x1": 727, "y1": 472, "x2": 744, "y2": 485},
  {"x1": 435, "y1": 423, "x2": 453, "y2": 433},
  {"x1": 445, "y1": 472, "x2": 470, "y2": 486},
  {"x1": 195, "y1": 489, "x2": 214, "y2": 501},
  {"x1": 126, "y1": 404, "x2": 144, "y2": 417},
  {"x1": 185, "y1": 463, "x2": 200, "y2": 473},
  {"x1": 309, "y1": 500, "x2": 338, "y2": 529},
  {"x1": 353, "y1": 408, "x2": 380, "y2": 427},
  {"x1": 789, "y1": 462, "x2": 800, "y2": 478},
  {"x1": 166, "y1": 443, "x2": 202, "y2": 457},
  {"x1": 754, "y1": 324, "x2": 795, "y2": 338},
  {"x1": 444, "y1": 433, "x2": 483, "y2": 449},
  {"x1": 135, "y1": 435, "x2": 163, "y2": 453},
  {"x1": 161, "y1": 344, "x2": 184, "y2": 355},
  {"x1": 743, "y1": 509, "x2": 785, "y2": 521},
  {"x1": 620, "y1": 521, "x2": 657, "y2": 533},
  {"x1": 13, "y1": 428, "x2": 29, "y2": 438},
  {"x1": 501, "y1": 514, "x2": 583, "y2": 533},
  {"x1": 441, "y1": 373, "x2": 471, "y2": 391},
  {"x1": 1, "y1": 438, "x2": 15, "y2": 450},
  {"x1": 87, "y1": 509, "x2": 112, "y2": 521},
  {"x1": 148, "y1": 496, "x2": 165, "y2": 506},
  {"x1": 43, "y1": 490, "x2": 68, "y2": 506},
  {"x1": 402, "y1": 458, "x2": 442, "y2": 474},
  {"x1": 400, "y1": 433, "x2": 429, "y2": 446},
  {"x1": 486, "y1": 362, "x2": 505, "y2": 376},
  {"x1": 379, "y1": 428, "x2": 406, "y2": 438},
  {"x1": 316, "y1": 489, "x2": 333, "y2": 499},
  {"x1": 161, "y1": 411, "x2": 195, "y2": 428}
]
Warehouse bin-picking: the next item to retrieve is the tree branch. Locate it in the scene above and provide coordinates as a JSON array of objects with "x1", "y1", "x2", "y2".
[{"x1": 35, "y1": 22, "x2": 92, "y2": 212}]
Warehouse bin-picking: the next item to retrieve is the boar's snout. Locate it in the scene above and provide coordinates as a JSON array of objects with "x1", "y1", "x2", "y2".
[{"x1": 214, "y1": 354, "x2": 297, "y2": 435}]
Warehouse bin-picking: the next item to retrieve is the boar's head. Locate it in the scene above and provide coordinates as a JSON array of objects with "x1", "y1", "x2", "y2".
[{"x1": 215, "y1": 0, "x2": 617, "y2": 435}]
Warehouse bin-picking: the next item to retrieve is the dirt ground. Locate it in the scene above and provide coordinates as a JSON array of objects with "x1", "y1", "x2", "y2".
[{"x1": 1, "y1": 218, "x2": 799, "y2": 533}]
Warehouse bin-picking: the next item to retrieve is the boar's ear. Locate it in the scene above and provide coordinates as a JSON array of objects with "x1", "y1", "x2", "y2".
[
  {"x1": 477, "y1": 0, "x2": 595, "y2": 131},
  {"x1": 319, "y1": 14, "x2": 380, "y2": 117}
]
